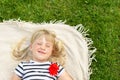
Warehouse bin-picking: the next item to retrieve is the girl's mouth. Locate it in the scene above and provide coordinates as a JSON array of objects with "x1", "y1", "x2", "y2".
[{"x1": 38, "y1": 51, "x2": 46, "y2": 54}]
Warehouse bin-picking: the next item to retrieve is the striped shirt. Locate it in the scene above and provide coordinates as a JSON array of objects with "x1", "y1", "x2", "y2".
[{"x1": 15, "y1": 60, "x2": 64, "y2": 80}]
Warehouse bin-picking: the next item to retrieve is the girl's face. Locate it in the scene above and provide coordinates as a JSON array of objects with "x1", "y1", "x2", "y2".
[{"x1": 30, "y1": 35, "x2": 54, "y2": 62}]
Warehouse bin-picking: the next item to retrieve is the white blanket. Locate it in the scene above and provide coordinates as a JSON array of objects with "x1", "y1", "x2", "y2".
[{"x1": 0, "y1": 20, "x2": 96, "y2": 80}]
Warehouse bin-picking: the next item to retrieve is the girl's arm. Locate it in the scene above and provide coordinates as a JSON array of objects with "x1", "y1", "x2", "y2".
[
  {"x1": 58, "y1": 70, "x2": 73, "y2": 80},
  {"x1": 11, "y1": 73, "x2": 21, "y2": 80}
]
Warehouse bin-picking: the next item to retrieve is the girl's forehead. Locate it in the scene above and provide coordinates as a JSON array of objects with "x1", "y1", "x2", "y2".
[{"x1": 35, "y1": 35, "x2": 54, "y2": 42}]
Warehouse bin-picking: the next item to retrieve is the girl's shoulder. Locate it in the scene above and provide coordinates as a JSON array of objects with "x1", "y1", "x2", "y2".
[{"x1": 18, "y1": 60, "x2": 32, "y2": 65}]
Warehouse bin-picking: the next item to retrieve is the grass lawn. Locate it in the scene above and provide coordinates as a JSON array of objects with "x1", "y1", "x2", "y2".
[{"x1": 0, "y1": 0, "x2": 119, "y2": 80}]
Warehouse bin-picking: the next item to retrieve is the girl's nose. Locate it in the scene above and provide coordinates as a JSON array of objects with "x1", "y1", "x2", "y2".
[{"x1": 40, "y1": 44, "x2": 46, "y2": 50}]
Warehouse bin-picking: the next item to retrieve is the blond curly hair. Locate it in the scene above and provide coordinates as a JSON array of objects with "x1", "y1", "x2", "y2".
[{"x1": 12, "y1": 29, "x2": 66, "y2": 66}]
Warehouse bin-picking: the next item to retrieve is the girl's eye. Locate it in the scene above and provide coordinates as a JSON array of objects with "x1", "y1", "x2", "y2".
[
  {"x1": 37, "y1": 43, "x2": 42, "y2": 45},
  {"x1": 46, "y1": 44, "x2": 51, "y2": 47}
]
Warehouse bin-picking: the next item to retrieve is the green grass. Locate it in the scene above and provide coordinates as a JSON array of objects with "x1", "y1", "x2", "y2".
[{"x1": 0, "y1": 0, "x2": 119, "y2": 80}]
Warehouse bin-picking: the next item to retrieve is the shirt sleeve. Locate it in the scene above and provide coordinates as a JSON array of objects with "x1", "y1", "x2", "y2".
[
  {"x1": 57, "y1": 64, "x2": 65, "y2": 77},
  {"x1": 14, "y1": 62, "x2": 24, "y2": 78}
]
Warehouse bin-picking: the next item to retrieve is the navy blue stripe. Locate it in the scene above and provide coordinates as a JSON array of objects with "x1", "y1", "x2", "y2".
[
  {"x1": 15, "y1": 68, "x2": 24, "y2": 76},
  {"x1": 58, "y1": 67, "x2": 64, "y2": 73},
  {"x1": 18, "y1": 64, "x2": 24, "y2": 71},
  {"x1": 23, "y1": 64, "x2": 50, "y2": 67},
  {"x1": 24, "y1": 71, "x2": 49, "y2": 75},
  {"x1": 30, "y1": 79, "x2": 45, "y2": 80},
  {"x1": 24, "y1": 68, "x2": 48, "y2": 70},
  {"x1": 23, "y1": 74, "x2": 55, "y2": 80}
]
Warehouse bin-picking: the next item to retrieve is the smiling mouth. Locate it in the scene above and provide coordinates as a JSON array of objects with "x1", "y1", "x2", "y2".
[{"x1": 38, "y1": 51, "x2": 46, "y2": 54}]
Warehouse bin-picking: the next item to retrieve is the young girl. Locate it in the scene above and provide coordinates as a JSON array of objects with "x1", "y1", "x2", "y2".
[{"x1": 11, "y1": 29, "x2": 73, "y2": 80}]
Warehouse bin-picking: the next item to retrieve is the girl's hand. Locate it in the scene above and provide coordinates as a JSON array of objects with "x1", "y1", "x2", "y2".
[{"x1": 11, "y1": 74, "x2": 21, "y2": 80}]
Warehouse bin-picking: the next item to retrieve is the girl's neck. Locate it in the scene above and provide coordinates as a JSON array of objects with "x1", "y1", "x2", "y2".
[{"x1": 31, "y1": 59, "x2": 49, "y2": 63}]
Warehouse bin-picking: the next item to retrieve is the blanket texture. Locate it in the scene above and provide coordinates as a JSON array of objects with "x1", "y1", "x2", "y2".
[{"x1": 0, "y1": 20, "x2": 96, "y2": 80}]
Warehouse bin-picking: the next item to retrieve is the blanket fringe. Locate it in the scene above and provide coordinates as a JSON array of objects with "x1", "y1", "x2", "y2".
[{"x1": 74, "y1": 24, "x2": 96, "y2": 80}]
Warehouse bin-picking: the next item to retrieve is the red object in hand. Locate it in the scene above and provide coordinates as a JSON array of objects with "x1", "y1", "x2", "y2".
[{"x1": 49, "y1": 63, "x2": 59, "y2": 76}]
